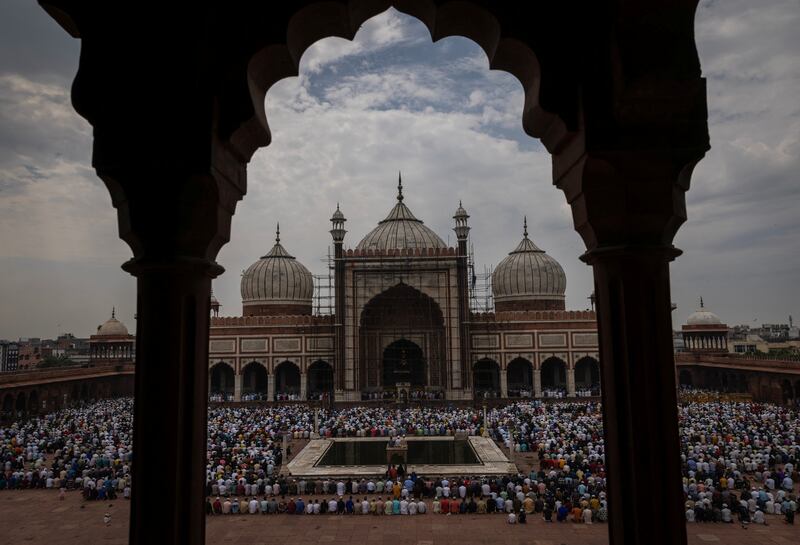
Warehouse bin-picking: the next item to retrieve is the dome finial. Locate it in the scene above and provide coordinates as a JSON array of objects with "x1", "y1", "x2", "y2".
[
  {"x1": 523, "y1": 216, "x2": 528, "y2": 238},
  {"x1": 700, "y1": 296, "x2": 704, "y2": 309},
  {"x1": 276, "y1": 222, "x2": 280, "y2": 244},
  {"x1": 112, "y1": 306, "x2": 115, "y2": 319},
  {"x1": 397, "y1": 171, "x2": 404, "y2": 202}
]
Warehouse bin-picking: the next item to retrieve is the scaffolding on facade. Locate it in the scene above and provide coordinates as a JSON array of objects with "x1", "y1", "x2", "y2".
[{"x1": 468, "y1": 240, "x2": 494, "y2": 313}]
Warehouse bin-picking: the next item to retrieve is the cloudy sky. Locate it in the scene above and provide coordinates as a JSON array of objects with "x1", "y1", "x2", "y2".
[{"x1": 0, "y1": 1, "x2": 797, "y2": 340}]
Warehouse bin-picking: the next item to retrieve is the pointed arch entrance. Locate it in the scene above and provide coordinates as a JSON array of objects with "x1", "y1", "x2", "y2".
[
  {"x1": 382, "y1": 339, "x2": 426, "y2": 388},
  {"x1": 307, "y1": 360, "x2": 334, "y2": 400},
  {"x1": 507, "y1": 358, "x2": 533, "y2": 397},
  {"x1": 241, "y1": 362, "x2": 268, "y2": 400},
  {"x1": 473, "y1": 358, "x2": 500, "y2": 398},
  {"x1": 274, "y1": 361, "x2": 301, "y2": 399},
  {"x1": 210, "y1": 362, "x2": 234, "y2": 400},
  {"x1": 575, "y1": 356, "x2": 600, "y2": 395},
  {"x1": 359, "y1": 283, "x2": 445, "y2": 394},
  {"x1": 541, "y1": 357, "x2": 567, "y2": 395}
]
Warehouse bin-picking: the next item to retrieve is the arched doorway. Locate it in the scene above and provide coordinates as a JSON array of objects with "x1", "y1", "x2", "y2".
[
  {"x1": 360, "y1": 283, "x2": 445, "y2": 394},
  {"x1": 2, "y1": 393, "x2": 13, "y2": 419},
  {"x1": 541, "y1": 357, "x2": 567, "y2": 396},
  {"x1": 679, "y1": 369, "x2": 693, "y2": 388},
  {"x1": 307, "y1": 360, "x2": 334, "y2": 400},
  {"x1": 241, "y1": 362, "x2": 268, "y2": 400},
  {"x1": 575, "y1": 356, "x2": 600, "y2": 396},
  {"x1": 382, "y1": 339, "x2": 426, "y2": 389},
  {"x1": 80, "y1": 383, "x2": 89, "y2": 400},
  {"x1": 28, "y1": 390, "x2": 39, "y2": 414},
  {"x1": 15, "y1": 392, "x2": 27, "y2": 416},
  {"x1": 473, "y1": 359, "x2": 500, "y2": 398},
  {"x1": 209, "y1": 362, "x2": 234, "y2": 400},
  {"x1": 780, "y1": 379, "x2": 793, "y2": 405},
  {"x1": 274, "y1": 361, "x2": 300, "y2": 400},
  {"x1": 507, "y1": 358, "x2": 533, "y2": 397}
]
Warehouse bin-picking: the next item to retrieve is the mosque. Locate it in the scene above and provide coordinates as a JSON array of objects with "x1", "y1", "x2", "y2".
[{"x1": 208, "y1": 176, "x2": 600, "y2": 402}]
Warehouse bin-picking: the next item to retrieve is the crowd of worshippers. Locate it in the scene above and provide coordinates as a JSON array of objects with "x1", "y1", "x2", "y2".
[
  {"x1": 1, "y1": 396, "x2": 797, "y2": 524},
  {"x1": 205, "y1": 472, "x2": 608, "y2": 524}
]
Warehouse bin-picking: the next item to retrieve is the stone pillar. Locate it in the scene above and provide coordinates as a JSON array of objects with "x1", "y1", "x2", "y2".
[
  {"x1": 533, "y1": 368, "x2": 542, "y2": 398},
  {"x1": 300, "y1": 372, "x2": 307, "y2": 400},
  {"x1": 94, "y1": 158, "x2": 243, "y2": 545},
  {"x1": 267, "y1": 374, "x2": 275, "y2": 401},
  {"x1": 233, "y1": 373, "x2": 242, "y2": 402},
  {"x1": 566, "y1": 367, "x2": 576, "y2": 397},
  {"x1": 499, "y1": 370, "x2": 508, "y2": 398}
]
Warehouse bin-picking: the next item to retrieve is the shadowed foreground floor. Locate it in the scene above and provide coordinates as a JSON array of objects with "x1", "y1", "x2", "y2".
[{"x1": 2, "y1": 490, "x2": 796, "y2": 544}]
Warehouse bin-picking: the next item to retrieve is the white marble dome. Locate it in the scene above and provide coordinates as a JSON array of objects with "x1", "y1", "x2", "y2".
[
  {"x1": 97, "y1": 310, "x2": 129, "y2": 336},
  {"x1": 686, "y1": 308, "x2": 722, "y2": 326},
  {"x1": 492, "y1": 220, "x2": 566, "y2": 306},
  {"x1": 356, "y1": 176, "x2": 447, "y2": 251},
  {"x1": 240, "y1": 227, "x2": 313, "y2": 308}
]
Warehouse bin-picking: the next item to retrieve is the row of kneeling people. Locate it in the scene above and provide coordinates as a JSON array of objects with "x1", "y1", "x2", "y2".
[{"x1": 206, "y1": 495, "x2": 600, "y2": 518}]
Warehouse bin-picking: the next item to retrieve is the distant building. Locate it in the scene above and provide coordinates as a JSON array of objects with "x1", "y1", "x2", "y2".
[
  {"x1": 0, "y1": 341, "x2": 19, "y2": 372},
  {"x1": 681, "y1": 299, "x2": 729, "y2": 353},
  {"x1": 88, "y1": 309, "x2": 135, "y2": 365}
]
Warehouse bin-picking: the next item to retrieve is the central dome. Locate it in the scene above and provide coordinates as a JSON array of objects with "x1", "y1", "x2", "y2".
[{"x1": 356, "y1": 174, "x2": 447, "y2": 251}]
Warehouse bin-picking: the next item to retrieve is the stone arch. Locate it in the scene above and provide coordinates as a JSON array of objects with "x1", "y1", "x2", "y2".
[
  {"x1": 2, "y1": 393, "x2": 13, "y2": 418},
  {"x1": 71, "y1": 383, "x2": 79, "y2": 403},
  {"x1": 780, "y1": 379, "x2": 793, "y2": 405},
  {"x1": 359, "y1": 282, "x2": 445, "y2": 391},
  {"x1": 678, "y1": 369, "x2": 693, "y2": 388},
  {"x1": 237, "y1": 3, "x2": 571, "y2": 165},
  {"x1": 241, "y1": 361, "x2": 268, "y2": 400},
  {"x1": 540, "y1": 357, "x2": 567, "y2": 393},
  {"x1": 15, "y1": 391, "x2": 27, "y2": 415},
  {"x1": 41, "y1": 2, "x2": 711, "y2": 542},
  {"x1": 507, "y1": 357, "x2": 533, "y2": 397},
  {"x1": 80, "y1": 383, "x2": 89, "y2": 400},
  {"x1": 307, "y1": 360, "x2": 334, "y2": 400},
  {"x1": 574, "y1": 356, "x2": 600, "y2": 395},
  {"x1": 473, "y1": 358, "x2": 500, "y2": 398},
  {"x1": 274, "y1": 360, "x2": 301, "y2": 399},
  {"x1": 209, "y1": 361, "x2": 235, "y2": 399},
  {"x1": 28, "y1": 390, "x2": 40, "y2": 414}
]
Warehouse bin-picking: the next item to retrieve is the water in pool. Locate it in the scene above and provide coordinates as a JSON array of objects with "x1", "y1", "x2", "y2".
[{"x1": 317, "y1": 440, "x2": 478, "y2": 466}]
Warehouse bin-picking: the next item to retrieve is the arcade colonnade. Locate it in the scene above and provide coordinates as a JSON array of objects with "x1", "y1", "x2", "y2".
[
  {"x1": 39, "y1": 2, "x2": 710, "y2": 545},
  {"x1": 473, "y1": 355, "x2": 600, "y2": 398},
  {"x1": 209, "y1": 359, "x2": 334, "y2": 401}
]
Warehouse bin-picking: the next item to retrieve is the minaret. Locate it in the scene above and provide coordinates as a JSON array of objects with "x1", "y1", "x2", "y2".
[
  {"x1": 330, "y1": 203, "x2": 347, "y2": 398},
  {"x1": 210, "y1": 288, "x2": 221, "y2": 318},
  {"x1": 453, "y1": 200, "x2": 471, "y2": 392}
]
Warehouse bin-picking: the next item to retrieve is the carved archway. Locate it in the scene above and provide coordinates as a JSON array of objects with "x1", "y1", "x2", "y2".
[
  {"x1": 307, "y1": 360, "x2": 334, "y2": 399},
  {"x1": 2, "y1": 393, "x2": 13, "y2": 418},
  {"x1": 39, "y1": 2, "x2": 710, "y2": 544},
  {"x1": 507, "y1": 358, "x2": 533, "y2": 397},
  {"x1": 28, "y1": 390, "x2": 40, "y2": 414},
  {"x1": 575, "y1": 356, "x2": 600, "y2": 395},
  {"x1": 15, "y1": 392, "x2": 27, "y2": 416},
  {"x1": 274, "y1": 360, "x2": 301, "y2": 398},
  {"x1": 540, "y1": 357, "x2": 567, "y2": 392},
  {"x1": 209, "y1": 362, "x2": 235, "y2": 399},
  {"x1": 241, "y1": 361, "x2": 268, "y2": 399},
  {"x1": 359, "y1": 283, "x2": 445, "y2": 391},
  {"x1": 382, "y1": 338, "x2": 426, "y2": 388},
  {"x1": 473, "y1": 358, "x2": 500, "y2": 398}
]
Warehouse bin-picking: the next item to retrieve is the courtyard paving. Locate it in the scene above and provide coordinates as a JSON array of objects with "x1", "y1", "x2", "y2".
[{"x1": 2, "y1": 490, "x2": 797, "y2": 544}]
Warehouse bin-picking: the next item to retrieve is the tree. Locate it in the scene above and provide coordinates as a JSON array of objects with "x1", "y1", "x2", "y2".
[{"x1": 38, "y1": 354, "x2": 74, "y2": 368}]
